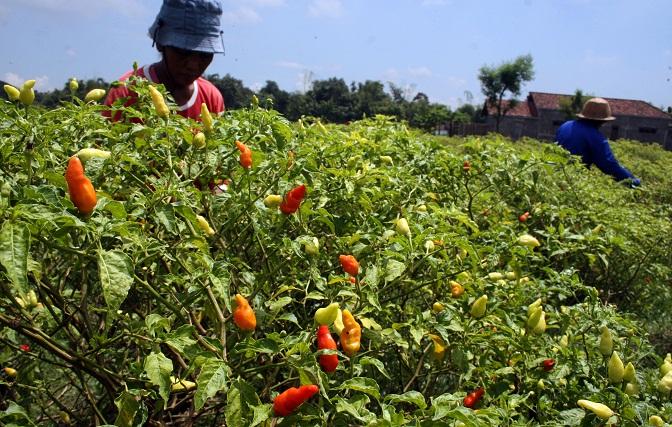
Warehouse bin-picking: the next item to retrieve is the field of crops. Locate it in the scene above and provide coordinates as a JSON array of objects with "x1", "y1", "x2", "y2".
[{"x1": 1, "y1": 81, "x2": 671, "y2": 426}]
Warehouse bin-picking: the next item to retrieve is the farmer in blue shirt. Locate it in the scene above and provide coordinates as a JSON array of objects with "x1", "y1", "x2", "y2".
[{"x1": 556, "y1": 97, "x2": 640, "y2": 186}]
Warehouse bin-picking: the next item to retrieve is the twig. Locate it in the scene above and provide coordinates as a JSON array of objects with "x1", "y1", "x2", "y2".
[{"x1": 403, "y1": 343, "x2": 432, "y2": 392}]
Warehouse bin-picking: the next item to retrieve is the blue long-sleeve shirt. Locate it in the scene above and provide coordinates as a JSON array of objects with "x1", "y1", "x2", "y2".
[{"x1": 555, "y1": 120, "x2": 636, "y2": 182}]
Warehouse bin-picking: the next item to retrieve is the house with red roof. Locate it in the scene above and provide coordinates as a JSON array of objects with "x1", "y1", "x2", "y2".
[{"x1": 482, "y1": 92, "x2": 672, "y2": 149}]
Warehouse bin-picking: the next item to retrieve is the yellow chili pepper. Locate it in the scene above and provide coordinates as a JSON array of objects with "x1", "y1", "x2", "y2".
[
  {"x1": 340, "y1": 309, "x2": 361, "y2": 356},
  {"x1": 148, "y1": 85, "x2": 170, "y2": 119}
]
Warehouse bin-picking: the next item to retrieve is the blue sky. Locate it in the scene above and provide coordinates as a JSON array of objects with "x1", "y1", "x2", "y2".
[{"x1": 1, "y1": 0, "x2": 670, "y2": 109}]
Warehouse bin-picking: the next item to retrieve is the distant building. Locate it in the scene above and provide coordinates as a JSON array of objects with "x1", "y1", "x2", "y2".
[{"x1": 481, "y1": 92, "x2": 672, "y2": 149}]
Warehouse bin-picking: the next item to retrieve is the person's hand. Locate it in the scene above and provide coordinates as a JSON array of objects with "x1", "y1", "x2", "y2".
[{"x1": 628, "y1": 178, "x2": 641, "y2": 188}]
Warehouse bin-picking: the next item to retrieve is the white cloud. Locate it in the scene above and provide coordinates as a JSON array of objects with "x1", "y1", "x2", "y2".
[
  {"x1": 65, "y1": 48, "x2": 77, "y2": 58},
  {"x1": 222, "y1": 6, "x2": 261, "y2": 24},
  {"x1": 3, "y1": 73, "x2": 50, "y2": 90},
  {"x1": 275, "y1": 60, "x2": 305, "y2": 69},
  {"x1": 408, "y1": 67, "x2": 432, "y2": 78},
  {"x1": 308, "y1": 0, "x2": 343, "y2": 18}
]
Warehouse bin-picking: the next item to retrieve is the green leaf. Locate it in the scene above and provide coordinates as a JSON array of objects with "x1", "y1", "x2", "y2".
[
  {"x1": 154, "y1": 205, "x2": 177, "y2": 234},
  {"x1": 164, "y1": 325, "x2": 197, "y2": 354},
  {"x1": 384, "y1": 390, "x2": 427, "y2": 410},
  {"x1": 0, "y1": 221, "x2": 30, "y2": 293},
  {"x1": 225, "y1": 381, "x2": 244, "y2": 427},
  {"x1": 144, "y1": 351, "x2": 173, "y2": 408},
  {"x1": 114, "y1": 391, "x2": 141, "y2": 427},
  {"x1": 267, "y1": 296, "x2": 293, "y2": 313},
  {"x1": 145, "y1": 314, "x2": 171, "y2": 337},
  {"x1": 384, "y1": 259, "x2": 406, "y2": 282},
  {"x1": 0, "y1": 401, "x2": 34, "y2": 425},
  {"x1": 335, "y1": 377, "x2": 381, "y2": 400},
  {"x1": 249, "y1": 404, "x2": 273, "y2": 427},
  {"x1": 102, "y1": 199, "x2": 127, "y2": 219},
  {"x1": 194, "y1": 358, "x2": 228, "y2": 410},
  {"x1": 359, "y1": 356, "x2": 391, "y2": 379},
  {"x1": 97, "y1": 249, "x2": 134, "y2": 312}
]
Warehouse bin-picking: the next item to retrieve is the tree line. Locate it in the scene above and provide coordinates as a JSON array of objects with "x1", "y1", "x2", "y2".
[
  {"x1": 0, "y1": 75, "x2": 482, "y2": 132},
  {"x1": 2, "y1": 54, "x2": 545, "y2": 132}
]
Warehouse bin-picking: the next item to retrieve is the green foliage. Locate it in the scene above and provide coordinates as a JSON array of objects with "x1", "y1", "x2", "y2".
[
  {"x1": 479, "y1": 54, "x2": 535, "y2": 130},
  {"x1": 0, "y1": 88, "x2": 671, "y2": 426}
]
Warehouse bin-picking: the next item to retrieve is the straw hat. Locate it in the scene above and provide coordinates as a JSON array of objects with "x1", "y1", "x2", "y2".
[{"x1": 576, "y1": 97, "x2": 615, "y2": 121}]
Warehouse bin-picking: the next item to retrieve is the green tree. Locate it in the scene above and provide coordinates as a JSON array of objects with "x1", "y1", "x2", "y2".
[
  {"x1": 257, "y1": 80, "x2": 290, "y2": 114},
  {"x1": 559, "y1": 89, "x2": 592, "y2": 120},
  {"x1": 305, "y1": 78, "x2": 353, "y2": 123},
  {"x1": 478, "y1": 54, "x2": 535, "y2": 132},
  {"x1": 206, "y1": 73, "x2": 255, "y2": 110}
]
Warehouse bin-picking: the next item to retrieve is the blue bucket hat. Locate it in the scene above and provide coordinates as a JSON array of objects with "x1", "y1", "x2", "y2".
[{"x1": 149, "y1": 0, "x2": 225, "y2": 54}]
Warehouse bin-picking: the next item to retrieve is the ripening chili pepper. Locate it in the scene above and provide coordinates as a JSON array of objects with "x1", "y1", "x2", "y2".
[
  {"x1": 69, "y1": 78, "x2": 79, "y2": 93},
  {"x1": 450, "y1": 281, "x2": 464, "y2": 298},
  {"x1": 339, "y1": 255, "x2": 359, "y2": 276},
  {"x1": 84, "y1": 89, "x2": 106, "y2": 103},
  {"x1": 428, "y1": 334, "x2": 446, "y2": 361},
  {"x1": 314, "y1": 302, "x2": 340, "y2": 326},
  {"x1": 649, "y1": 416, "x2": 665, "y2": 427},
  {"x1": 196, "y1": 215, "x2": 216, "y2": 236},
  {"x1": 273, "y1": 384, "x2": 319, "y2": 417},
  {"x1": 608, "y1": 351, "x2": 625, "y2": 383},
  {"x1": 3, "y1": 367, "x2": 17, "y2": 378},
  {"x1": 201, "y1": 102, "x2": 214, "y2": 133},
  {"x1": 3, "y1": 84, "x2": 20, "y2": 101},
  {"x1": 463, "y1": 160, "x2": 471, "y2": 172},
  {"x1": 65, "y1": 156, "x2": 97, "y2": 215},
  {"x1": 233, "y1": 294, "x2": 256, "y2": 331},
  {"x1": 264, "y1": 194, "x2": 283, "y2": 208},
  {"x1": 395, "y1": 218, "x2": 411, "y2": 236},
  {"x1": 340, "y1": 309, "x2": 361, "y2": 356},
  {"x1": 279, "y1": 184, "x2": 306, "y2": 214},
  {"x1": 19, "y1": 80, "x2": 35, "y2": 106},
  {"x1": 577, "y1": 399, "x2": 614, "y2": 420},
  {"x1": 599, "y1": 326, "x2": 613, "y2": 356},
  {"x1": 235, "y1": 140, "x2": 252, "y2": 169},
  {"x1": 148, "y1": 85, "x2": 169, "y2": 118},
  {"x1": 76, "y1": 148, "x2": 111, "y2": 161},
  {"x1": 470, "y1": 295, "x2": 488, "y2": 318},
  {"x1": 316, "y1": 325, "x2": 338, "y2": 373},
  {"x1": 542, "y1": 358, "x2": 555, "y2": 371},
  {"x1": 192, "y1": 132, "x2": 206, "y2": 149}
]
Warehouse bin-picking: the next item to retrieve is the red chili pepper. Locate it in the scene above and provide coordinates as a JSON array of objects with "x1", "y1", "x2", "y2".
[
  {"x1": 542, "y1": 358, "x2": 555, "y2": 371},
  {"x1": 19, "y1": 344, "x2": 30, "y2": 352},
  {"x1": 279, "y1": 185, "x2": 306, "y2": 215},
  {"x1": 463, "y1": 160, "x2": 471, "y2": 172},
  {"x1": 463, "y1": 387, "x2": 484, "y2": 408},
  {"x1": 519, "y1": 211, "x2": 530, "y2": 222},
  {"x1": 339, "y1": 255, "x2": 359, "y2": 276},
  {"x1": 316, "y1": 326, "x2": 338, "y2": 373},
  {"x1": 235, "y1": 140, "x2": 252, "y2": 169},
  {"x1": 273, "y1": 384, "x2": 319, "y2": 417}
]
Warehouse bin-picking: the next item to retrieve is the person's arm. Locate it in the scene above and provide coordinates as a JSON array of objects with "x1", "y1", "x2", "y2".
[{"x1": 588, "y1": 133, "x2": 637, "y2": 182}]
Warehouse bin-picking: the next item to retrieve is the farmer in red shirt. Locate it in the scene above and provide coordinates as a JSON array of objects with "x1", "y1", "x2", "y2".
[{"x1": 104, "y1": 0, "x2": 225, "y2": 120}]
